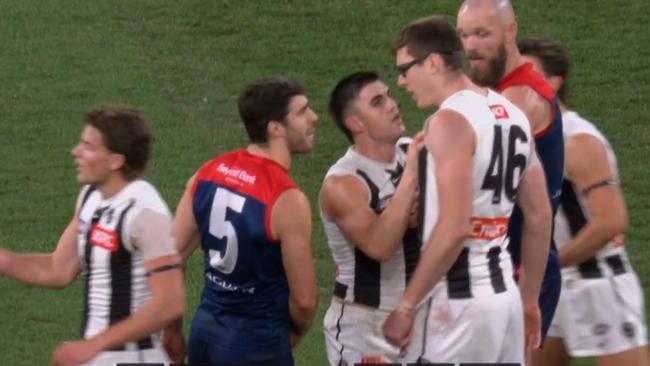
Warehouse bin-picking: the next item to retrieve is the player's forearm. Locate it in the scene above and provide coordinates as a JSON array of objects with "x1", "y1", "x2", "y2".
[
  {"x1": 559, "y1": 217, "x2": 626, "y2": 267},
  {"x1": 0, "y1": 250, "x2": 73, "y2": 288},
  {"x1": 288, "y1": 292, "x2": 318, "y2": 336},
  {"x1": 90, "y1": 288, "x2": 186, "y2": 352},
  {"x1": 519, "y1": 215, "x2": 551, "y2": 303},
  {"x1": 363, "y1": 173, "x2": 418, "y2": 260},
  {"x1": 401, "y1": 223, "x2": 469, "y2": 307}
]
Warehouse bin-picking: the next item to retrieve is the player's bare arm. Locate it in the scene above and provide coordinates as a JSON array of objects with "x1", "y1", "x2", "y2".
[
  {"x1": 175, "y1": 174, "x2": 202, "y2": 261},
  {"x1": 502, "y1": 85, "x2": 553, "y2": 135},
  {"x1": 161, "y1": 174, "x2": 200, "y2": 363},
  {"x1": 383, "y1": 110, "x2": 474, "y2": 347},
  {"x1": 559, "y1": 134, "x2": 628, "y2": 267},
  {"x1": 515, "y1": 150, "x2": 552, "y2": 349},
  {"x1": 320, "y1": 134, "x2": 424, "y2": 262},
  {"x1": 0, "y1": 187, "x2": 88, "y2": 288},
  {"x1": 53, "y1": 208, "x2": 186, "y2": 365},
  {"x1": 273, "y1": 188, "x2": 318, "y2": 346}
]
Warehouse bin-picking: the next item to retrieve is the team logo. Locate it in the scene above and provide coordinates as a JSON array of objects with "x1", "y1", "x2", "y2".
[
  {"x1": 89, "y1": 225, "x2": 119, "y2": 252},
  {"x1": 622, "y1": 321, "x2": 636, "y2": 338},
  {"x1": 489, "y1": 104, "x2": 510, "y2": 119},
  {"x1": 593, "y1": 323, "x2": 610, "y2": 335}
]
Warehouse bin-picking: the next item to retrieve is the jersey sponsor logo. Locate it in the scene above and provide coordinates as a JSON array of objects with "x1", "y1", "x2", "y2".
[
  {"x1": 489, "y1": 104, "x2": 510, "y2": 119},
  {"x1": 470, "y1": 217, "x2": 509, "y2": 240},
  {"x1": 205, "y1": 272, "x2": 255, "y2": 294},
  {"x1": 359, "y1": 355, "x2": 393, "y2": 364},
  {"x1": 216, "y1": 162, "x2": 257, "y2": 184},
  {"x1": 89, "y1": 225, "x2": 119, "y2": 252}
]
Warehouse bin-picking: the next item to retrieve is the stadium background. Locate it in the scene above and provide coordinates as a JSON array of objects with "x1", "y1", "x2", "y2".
[{"x1": 0, "y1": 1, "x2": 647, "y2": 365}]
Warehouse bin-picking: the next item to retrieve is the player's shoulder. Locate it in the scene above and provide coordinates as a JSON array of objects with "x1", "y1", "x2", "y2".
[{"x1": 125, "y1": 180, "x2": 171, "y2": 215}]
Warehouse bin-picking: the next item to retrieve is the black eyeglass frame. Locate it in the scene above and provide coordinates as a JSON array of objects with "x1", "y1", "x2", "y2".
[
  {"x1": 396, "y1": 49, "x2": 461, "y2": 77},
  {"x1": 396, "y1": 54, "x2": 431, "y2": 77}
]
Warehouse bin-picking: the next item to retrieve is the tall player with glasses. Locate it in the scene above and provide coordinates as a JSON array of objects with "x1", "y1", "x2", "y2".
[{"x1": 382, "y1": 16, "x2": 552, "y2": 364}]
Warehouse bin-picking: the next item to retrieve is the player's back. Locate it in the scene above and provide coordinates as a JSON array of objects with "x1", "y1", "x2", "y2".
[
  {"x1": 421, "y1": 89, "x2": 532, "y2": 299},
  {"x1": 190, "y1": 149, "x2": 298, "y2": 354}
]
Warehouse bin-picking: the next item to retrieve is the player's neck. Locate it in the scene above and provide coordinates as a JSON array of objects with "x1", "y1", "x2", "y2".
[
  {"x1": 503, "y1": 46, "x2": 524, "y2": 78},
  {"x1": 246, "y1": 143, "x2": 292, "y2": 170},
  {"x1": 98, "y1": 173, "x2": 131, "y2": 199},
  {"x1": 437, "y1": 73, "x2": 485, "y2": 105},
  {"x1": 354, "y1": 139, "x2": 396, "y2": 164}
]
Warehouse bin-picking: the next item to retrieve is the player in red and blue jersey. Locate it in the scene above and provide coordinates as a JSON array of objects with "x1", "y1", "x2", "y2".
[
  {"x1": 163, "y1": 77, "x2": 319, "y2": 366},
  {"x1": 458, "y1": 0, "x2": 564, "y2": 350}
]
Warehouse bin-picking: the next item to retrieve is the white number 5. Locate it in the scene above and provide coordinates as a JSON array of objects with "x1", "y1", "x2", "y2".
[{"x1": 208, "y1": 187, "x2": 246, "y2": 274}]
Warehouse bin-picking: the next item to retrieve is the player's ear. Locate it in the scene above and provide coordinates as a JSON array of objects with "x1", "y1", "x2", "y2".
[
  {"x1": 344, "y1": 115, "x2": 364, "y2": 135},
  {"x1": 267, "y1": 120, "x2": 285, "y2": 139},
  {"x1": 428, "y1": 53, "x2": 444, "y2": 75},
  {"x1": 109, "y1": 153, "x2": 126, "y2": 172}
]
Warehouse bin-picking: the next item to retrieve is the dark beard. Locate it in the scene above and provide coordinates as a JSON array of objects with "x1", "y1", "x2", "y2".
[{"x1": 467, "y1": 42, "x2": 507, "y2": 88}]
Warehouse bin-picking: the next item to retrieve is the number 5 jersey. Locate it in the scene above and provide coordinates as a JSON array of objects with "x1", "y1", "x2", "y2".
[{"x1": 190, "y1": 149, "x2": 299, "y2": 359}]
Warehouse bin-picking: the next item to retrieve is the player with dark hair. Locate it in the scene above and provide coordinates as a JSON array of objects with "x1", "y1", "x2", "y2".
[{"x1": 0, "y1": 106, "x2": 185, "y2": 366}]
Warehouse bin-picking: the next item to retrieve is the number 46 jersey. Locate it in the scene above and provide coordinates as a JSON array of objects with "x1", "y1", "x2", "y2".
[
  {"x1": 421, "y1": 89, "x2": 533, "y2": 299},
  {"x1": 191, "y1": 149, "x2": 298, "y2": 332}
]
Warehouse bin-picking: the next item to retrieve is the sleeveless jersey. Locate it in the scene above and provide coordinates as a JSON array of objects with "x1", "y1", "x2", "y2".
[
  {"x1": 497, "y1": 62, "x2": 564, "y2": 276},
  {"x1": 555, "y1": 111, "x2": 632, "y2": 280},
  {"x1": 77, "y1": 180, "x2": 172, "y2": 350},
  {"x1": 320, "y1": 137, "x2": 420, "y2": 311},
  {"x1": 191, "y1": 149, "x2": 298, "y2": 344},
  {"x1": 420, "y1": 90, "x2": 532, "y2": 300}
]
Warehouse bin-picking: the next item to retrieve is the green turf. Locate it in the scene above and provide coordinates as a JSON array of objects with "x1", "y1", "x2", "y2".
[{"x1": 0, "y1": 1, "x2": 648, "y2": 365}]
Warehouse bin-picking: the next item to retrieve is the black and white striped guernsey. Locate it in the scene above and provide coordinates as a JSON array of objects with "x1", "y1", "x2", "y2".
[
  {"x1": 321, "y1": 137, "x2": 421, "y2": 311},
  {"x1": 76, "y1": 180, "x2": 172, "y2": 350},
  {"x1": 555, "y1": 111, "x2": 632, "y2": 280},
  {"x1": 420, "y1": 90, "x2": 532, "y2": 300}
]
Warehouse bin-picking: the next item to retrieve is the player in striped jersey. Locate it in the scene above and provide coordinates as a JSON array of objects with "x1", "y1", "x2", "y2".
[
  {"x1": 382, "y1": 16, "x2": 552, "y2": 364},
  {"x1": 519, "y1": 36, "x2": 650, "y2": 366},
  {"x1": 320, "y1": 71, "x2": 424, "y2": 364},
  {"x1": 457, "y1": 0, "x2": 566, "y2": 347},
  {"x1": 0, "y1": 106, "x2": 185, "y2": 366}
]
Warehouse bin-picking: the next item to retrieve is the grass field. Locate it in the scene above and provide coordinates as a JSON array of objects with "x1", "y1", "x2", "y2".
[{"x1": 0, "y1": 1, "x2": 648, "y2": 365}]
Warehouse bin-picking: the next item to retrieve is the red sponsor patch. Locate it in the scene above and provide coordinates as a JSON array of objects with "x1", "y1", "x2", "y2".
[
  {"x1": 360, "y1": 355, "x2": 391, "y2": 364},
  {"x1": 489, "y1": 104, "x2": 510, "y2": 119},
  {"x1": 470, "y1": 216, "x2": 509, "y2": 240},
  {"x1": 89, "y1": 225, "x2": 119, "y2": 252}
]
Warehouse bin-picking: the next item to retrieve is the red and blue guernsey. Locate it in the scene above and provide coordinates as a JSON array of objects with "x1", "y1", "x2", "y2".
[
  {"x1": 188, "y1": 149, "x2": 298, "y2": 366},
  {"x1": 498, "y1": 62, "x2": 564, "y2": 338}
]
